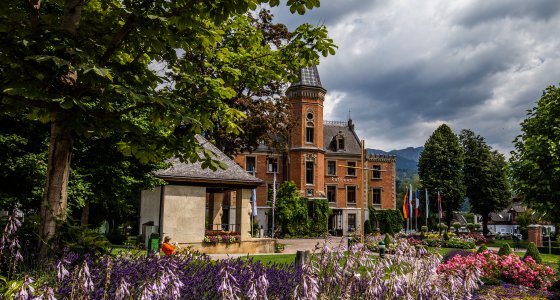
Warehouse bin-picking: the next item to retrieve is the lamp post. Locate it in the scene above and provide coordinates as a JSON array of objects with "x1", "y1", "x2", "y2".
[{"x1": 378, "y1": 240, "x2": 386, "y2": 258}]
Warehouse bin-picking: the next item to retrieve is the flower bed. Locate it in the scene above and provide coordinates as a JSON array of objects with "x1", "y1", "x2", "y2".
[
  {"x1": 438, "y1": 250, "x2": 556, "y2": 290},
  {"x1": 203, "y1": 231, "x2": 241, "y2": 243}
]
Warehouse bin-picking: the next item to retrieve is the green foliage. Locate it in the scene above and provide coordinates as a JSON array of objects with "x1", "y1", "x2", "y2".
[
  {"x1": 524, "y1": 242, "x2": 542, "y2": 264},
  {"x1": 308, "y1": 199, "x2": 331, "y2": 237},
  {"x1": 510, "y1": 85, "x2": 560, "y2": 223},
  {"x1": 421, "y1": 226, "x2": 428, "y2": 233},
  {"x1": 275, "y1": 181, "x2": 309, "y2": 236},
  {"x1": 497, "y1": 242, "x2": 512, "y2": 256},
  {"x1": 369, "y1": 208, "x2": 403, "y2": 235},
  {"x1": 466, "y1": 223, "x2": 475, "y2": 232},
  {"x1": 418, "y1": 124, "x2": 465, "y2": 225},
  {"x1": 364, "y1": 219, "x2": 373, "y2": 235},
  {"x1": 516, "y1": 209, "x2": 539, "y2": 240},
  {"x1": 460, "y1": 129, "x2": 511, "y2": 235},
  {"x1": 55, "y1": 219, "x2": 110, "y2": 258},
  {"x1": 384, "y1": 234, "x2": 392, "y2": 247},
  {"x1": 0, "y1": 0, "x2": 336, "y2": 255},
  {"x1": 477, "y1": 244, "x2": 488, "y2": 253},
  {"x1": 464, "y1": 213, "x2": 475, "y2": 224},
  {"x1": 452, "y1": 222, "x2": 461, "y2": 232}
]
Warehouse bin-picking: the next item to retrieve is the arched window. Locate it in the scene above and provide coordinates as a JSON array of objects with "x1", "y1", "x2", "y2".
[{"x1": 305, "y1": 110, "x2": 314, "y2": 143}]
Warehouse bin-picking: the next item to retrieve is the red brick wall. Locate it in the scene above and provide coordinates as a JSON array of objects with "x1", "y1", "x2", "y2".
[
  {"x1": 233, "y1": 153, "x2": 284, "y2": 206},
  {"x1": 367, "y1": 159, "x2": 396, "y2": 209}
]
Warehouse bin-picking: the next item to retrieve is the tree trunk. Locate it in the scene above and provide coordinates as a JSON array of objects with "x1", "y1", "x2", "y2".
[
  {"x1": 80, "y1": 203, "x2": 89, "y2": 226},
  {"x1": 38, "y1": 114, "x2": 73, "y2": 261},
  {"x1": 482, "y1": 214, "x2": 489, "y2": 236}
]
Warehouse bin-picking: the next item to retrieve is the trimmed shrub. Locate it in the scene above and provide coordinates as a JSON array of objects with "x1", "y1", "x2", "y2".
[
  {"x1": 524, "y1": 242, "x2": 542, "y2": 264},
  {"x1": 498, "y1": 243, "x2": 512, "y2": 256},
  {"x1": 442, "y1": 249, "x2": 471, "y2": 263},
  {"x1": 384, "y1": 234, "x2": 392, "y2": 247},
  {"x1": 477, "y1": 244, "x2": 488, "y2": 253},
  {"x1": 441, "y1": 239, "x2": 475, "y2": 249}
]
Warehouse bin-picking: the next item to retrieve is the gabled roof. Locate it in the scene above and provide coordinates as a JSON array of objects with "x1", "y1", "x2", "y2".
[
  {"x1": 155, "y1": 135, "x2": 262, "y2": 187},
  {"x1": 323, "y1": 120, "x2": 362, "y2": 155}
]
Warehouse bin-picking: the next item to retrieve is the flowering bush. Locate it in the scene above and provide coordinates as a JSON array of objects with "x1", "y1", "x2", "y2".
[
  {"x1": 203, "y1": 231, "x2": 241, "y2": 243},
  {"x1": 438, "y1": 251, "x2": 556, "y2": 290},
  {"x1": 459, "y1": 233, "x2": 488, "y2": 245}
]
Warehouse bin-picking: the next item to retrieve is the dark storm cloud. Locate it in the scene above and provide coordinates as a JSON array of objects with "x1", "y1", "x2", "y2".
[
  {"x1": 271, "y1": 0, "x2": 560, "y2": 153},
  {"x1": 456, "y1": 0, "x2": 560, "y2": 28}
]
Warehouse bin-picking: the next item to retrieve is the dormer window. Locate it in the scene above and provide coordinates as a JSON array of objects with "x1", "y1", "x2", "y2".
[{"x1": 333, "y1": 131, "x2": 345, "y2": 151}]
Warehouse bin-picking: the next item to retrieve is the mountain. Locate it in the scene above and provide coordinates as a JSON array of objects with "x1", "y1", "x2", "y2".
[
  {"x1": 368, "y1": 146, "x2": 424, "y2": 181},
  {"x1": 368, "y1": 146, "x2": 423, "y2": 172}
]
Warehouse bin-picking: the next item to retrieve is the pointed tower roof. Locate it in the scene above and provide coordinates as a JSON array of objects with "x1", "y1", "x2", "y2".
[{"x1": 290, "y1": 65, "x2": 323, "y2": 88}]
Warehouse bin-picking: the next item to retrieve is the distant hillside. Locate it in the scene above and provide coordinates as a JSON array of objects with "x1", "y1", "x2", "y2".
[{"x1": 368, "y1": 146, "x2": 424, "y2": 181}]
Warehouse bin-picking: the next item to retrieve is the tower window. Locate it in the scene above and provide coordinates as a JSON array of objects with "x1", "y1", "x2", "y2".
[
  {"x1": 305, "y1": 122, "x2": 314, "y2": 143},
  {"x1": 306, "y1": 160, "x2": 314, "y2": 185}
]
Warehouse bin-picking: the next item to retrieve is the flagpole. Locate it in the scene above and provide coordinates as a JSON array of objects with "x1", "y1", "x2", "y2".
[
  {"x1": 409, "y1": 184, "x2": 413, "y2": 233},
  {"x1": 272, "y1": 171, "x2": 276, "y2": 239},
  {"x1": 425, "y1": 188, "x2": 429, "y2": 229},
  {"x1": 415, "y1": 188, "x2": 418, "y2": 232}
]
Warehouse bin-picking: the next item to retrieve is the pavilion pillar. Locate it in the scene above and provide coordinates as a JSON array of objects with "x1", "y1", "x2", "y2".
[
  {"x1": 211, "y1": 193, "x2": 223, "y2": 231},
  {"x1": 236, "y1": 188, "x2": 252, "y2": 241}
]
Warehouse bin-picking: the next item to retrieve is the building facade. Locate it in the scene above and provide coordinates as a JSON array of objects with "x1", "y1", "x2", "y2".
[{"x1": 234, "y1": 66, "x2": 396, "y2": 236}]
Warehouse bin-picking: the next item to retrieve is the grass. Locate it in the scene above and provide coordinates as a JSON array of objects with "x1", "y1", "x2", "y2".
[
  {"x1": 241, "y1": 254, "x2": 296, "y2": 265},
  {"x1": 514, "y1": 252, "x2": 560, "y2": 271}
]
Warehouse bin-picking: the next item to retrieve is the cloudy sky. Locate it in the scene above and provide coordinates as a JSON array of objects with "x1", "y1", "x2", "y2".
[{"x1": 270, "y1": 0, "x2": 560, "y2": 155}]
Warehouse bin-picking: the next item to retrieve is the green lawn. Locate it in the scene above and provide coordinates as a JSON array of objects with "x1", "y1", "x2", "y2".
[{"x1": 241, "y1": 254, "x2": 296, "y2": 265}]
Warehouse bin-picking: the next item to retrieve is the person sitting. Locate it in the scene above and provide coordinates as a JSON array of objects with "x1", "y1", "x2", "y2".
[{"x1": 161, "y1": 236, "x2": 177, "y2": 255}]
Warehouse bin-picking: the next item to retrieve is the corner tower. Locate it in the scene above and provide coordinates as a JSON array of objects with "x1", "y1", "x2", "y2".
[{"x1": 286, "y1": 66, "x2": 326, "y2": 198}]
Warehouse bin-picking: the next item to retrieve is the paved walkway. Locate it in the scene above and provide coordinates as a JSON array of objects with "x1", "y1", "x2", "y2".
[{"x1": 207, "y1": 237, "x2": 348, "y2": 260}]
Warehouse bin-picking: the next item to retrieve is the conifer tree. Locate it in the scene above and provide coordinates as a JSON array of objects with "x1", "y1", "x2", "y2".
[{"x1": 418, "y1": 124, "x2": 465, "y2": 226}]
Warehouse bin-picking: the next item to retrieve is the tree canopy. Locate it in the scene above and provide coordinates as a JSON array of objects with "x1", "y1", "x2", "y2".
[
  {"x1": 0, "y1": 0, "x2": 335, "y2": 259},
  {"x1": 510, "y1": 85, "x2": 560, "y2": 223},
  {"x1": 418, "y1": 124, "x2": 465, "y2": 226},
  {"x1": 460, "y1": 129, "x2": 510, "y2": 235}
]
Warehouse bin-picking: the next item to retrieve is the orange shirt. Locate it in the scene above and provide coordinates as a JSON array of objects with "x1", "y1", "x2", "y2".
[{"x1": 161, "y1": 242, "x2": 176, "y2": 255}]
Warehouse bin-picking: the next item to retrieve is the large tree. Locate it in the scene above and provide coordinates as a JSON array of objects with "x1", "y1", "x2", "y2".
[
  {"x1": 510, "y1": 85, "x2": 560, "y2": 223},
  {"x1": 460, "y1": 129, "x2": 511, "y2": 235},
  {"x1": 0, "y1": 0, "x2": 335, "y2": 259},
  {"x1": 418, "y1": 124, "x2": 465, "y2": 226}
]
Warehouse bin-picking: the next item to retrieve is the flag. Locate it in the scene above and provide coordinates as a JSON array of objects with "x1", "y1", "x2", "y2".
[
  {"x1": 415, "y1": 189, "x2": 420, "y2": 217},
  {"x1": 251, "y1": 188, "x2": 257, "y2": 217},
  {"x1": 402, "y1": 188, "x2": 409, "y2": 219},
  {"x1": 438, "y1": 192, "x2": 442, "y2": 219}
]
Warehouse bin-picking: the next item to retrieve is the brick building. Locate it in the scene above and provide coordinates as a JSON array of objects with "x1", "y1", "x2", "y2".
[{"x1": 234, "y1": 66, "x2": 396, "y2": 236}]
